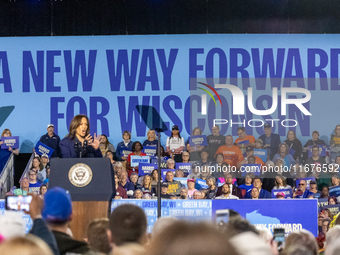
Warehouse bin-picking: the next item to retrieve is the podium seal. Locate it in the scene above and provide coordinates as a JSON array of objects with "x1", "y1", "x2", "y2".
[{"x1": 68, "y1": 163, "x2": 93, "y2": 187}]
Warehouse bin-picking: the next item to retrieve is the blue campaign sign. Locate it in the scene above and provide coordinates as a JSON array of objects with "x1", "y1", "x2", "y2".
[
  {"x1": 296, "y1": 177, "x2": 316, "y2": 190},
  {"x1": 139, "y1": 163, "x2": 157, "y2": 176},
  {"x1": 238, "y1": 140, "x2": 249, "y2": 145},
  {"x1": 151, "y1": 159, "x2": 168, "y2": 169},
  {"x1": 34, "y1": 141, "x2": 54, "y2": 158},
  {"x1": 143, "y1": 146, "x2": 157, "y2": 157},
  {"x1": 240, "y1": 164, "x2": 261, "y2": 176},
  {"x1": 120, "y1": 149, "x2": 132, "y2": 158},
  {"x1": 189, "y1": 135, "x2": 208, "y2": 147},
  {"x1": 0, "y1": 199, "x2": 33, "y2": 233},
  {"x1": 130, "y1": 155, "x2": 150, "y2": 167},
  {"x1": 111, "y1": 199, "x2": 212, "y2": 233},
  {"x1": 308, "y1": 145, "x2": 327, "y2": 158},
  {"x1": 271, "y1": 188, "x2": 293, "y2": 198},
  {"x1": 254, "y1": 149, "x2": 267, "y2": 163},
  {"x1": 196, "y1": 178, "x2": 208, "y2": 189},
  {"x1": 176, "y1": 163, "x2": 191, "y2": 175},
  {"x1": 1, "y1": 136, "x2": 19, "y2": 149},
  {"x1": 174, "y1": 177, "x2": 188, "y2": 188},
  {"x1": 329, "y1": 186, "x2": 340, "y2": 197},
  {"x1": 289, "y1": 148, "x2": 295, "y2": 157},
  {"x1": 322, "y1": 204, "x2": 340, "y2": 216},
  {"x1": 212, "y1": 199, "x2": 318, "y2": 236},
  {"x1": 161, "y1": 169, "x2": 176, "y2": 180},
  {"x1": 318, "y1": 198, "x2": 329, "y2": 209}
]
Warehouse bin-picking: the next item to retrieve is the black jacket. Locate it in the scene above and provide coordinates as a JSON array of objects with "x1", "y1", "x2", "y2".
[{"x1": 52, "y1": 230, "x2": 89, "y2": 255}]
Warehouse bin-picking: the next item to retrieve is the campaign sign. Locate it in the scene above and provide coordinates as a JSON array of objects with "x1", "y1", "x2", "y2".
[
  {"x1": 322, "y1": 204, "x2": 340, "y2": 216},
  {"x1": 254, "y1": 149, "x2": 267, "y2": 163},
  {"x1": 143, "y1": 146, "x2": 157, "y2": 157},
  {"x1": 238, "y1": 140, "x2": 249, "y2": 145},
  {"x1": 176, "y1": 163, "x2": 191, "y2": 175},
  {"x1": 34, "y1": 141, "x2": 54, "y2": 158},
  {"x1": 296, "y1": 177, "x2": 316, "y2": 190},
  {"x1": 289, "y1": 148, "x2": 296, "y2": 157},
  {"x1": 120, "y1": 148, "x2": 132, "y2": 158},
  {"x1": 271, "y1": 188, "x2": 293, "y2": 198},
  {"x1": 329, "y1": 186, "x2": 340, "y2": 197},
  {"x1": 240, "y1": 164, "x2": 261, "y2": 176},
  {"x1": 151, "y1": 158, "x2": 168, "y2": 169},
  {"x1": 0, "y1": 199, "x2": 33, "y2": 233},
  {"x1": 1, "y1": 136, "x2": 19, "y2": 149},
  {"x1": 212, "y1": 199, "x2": 318, "y2": 236},
  {"x1": 131, "y1": 156, "x2": 150, "y2": 167},
  {"x1": 196, "y1": 178, "x2": 208, "y2": 189},
  {"x1": 139, "y1": 163, "x2": 157, "y2": 176},
  {"x1": 318, "y1": 198, "x2": 329, "y2": 208},
  {"x1": 174, "y1": 177, "x2": 189, "y2": 188},
  {"x1": 161, "y1": 169, "x2": 176, "y2": 181},
  {"x1": 111, "y1": 199, "x2": 212, "y2": 233},
  {"x1": 189, "y1": 135, "x2": 208, "y2": 147},
  {"x1": 308, "y1": 145, "x2": 327, "y2": 158}
]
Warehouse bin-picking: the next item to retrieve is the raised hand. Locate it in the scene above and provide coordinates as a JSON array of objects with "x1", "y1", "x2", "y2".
[{"x1": 91, "y1": 133, "x2": 100, "y2": 150}]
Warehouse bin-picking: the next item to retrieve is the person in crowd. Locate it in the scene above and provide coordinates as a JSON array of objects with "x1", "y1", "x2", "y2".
[
  {"x1": 193, "y1": 190, "x2": 202, "y2": 199},
  {"x1": 329, "y1": 196, "x2": 337, "y2": 205},
  {"x1": 37, "y1": 155, "x2": 48, "y2": 182},
  {"x1": 28, "y1": 170, "x2": 42, "y2": 194},
  {"x1": 303, "y1": 130, "x2": 326, "y2": 162},
  {"x1": 238, "y1": 173, "x2": 254, "y2": 196},
  {"x1": 187, "y1": 162, "x2": 201, "y2": 179},
  {"x1": 293, "y1": 179, "x2": 314, "y2": 198},
  {"x1": 325, "y1": 225, "x2": 340, "y2": 254},
  {"x1": 42, "y1": 187, "x2": 89, "y2": 255},
  {"x1": 244, "y1": 177, "x2": 271, "y2": 199},
  {"x1": 115, "y1": 131, "x2": 134, "y2": 162},
  {"x1": 174, "y1": 169, "x2": 184, "y2": 178},
  {"x1": 13, "y1": 177, "x2": 30, "y2": 195},
  {"x1": 331, "y1": 174, "x2": 340, "y2": 187},
  {"x1": 215, "y1": 135, "x2": 244, "y2": 169},
  {"x1": 204, "y1": 176, "x2": 217, "y2": 199},
  {"x1": 330, "y1": 125, "x2": 340, "y2": 148},
  {"x1": 99, "y1": 134, "x2": 115, "y2": 158},
  {"x1": 199, "y1": 164, "x2": 211, "y2": 181},
  {"x1": 181, "y1": 151, "x2": 190, "y2": 163},
  {"x1": 114, "y1": 162, "x2": 124, "y2": 179},
  {"x1": 166, "y1": 125, "x2": 185, "y2": 162},
  {"x1": 109, "y1": 204, "x2": 147, "y2": 246},
  {"x1": 215, "y1": 183, "x2": 239, "y2": 199},
  {"x1": 207, "y1": 125, "x2": 225, "y2": 162},
  {"x1": 250, "y1": 187, "x2": 260, "y2": 199},
  {"x1": 285, "y1": 231, "x2": 318, "y2": 255},
  {"x1": 30, "y1": 157, "x2": 42, "y2": 173},
  {"x1": 199, "y1": 149, "x2": 211, "y2": 166},
  {"x1": 284, "y1": 130, "x2": 303, "y2": 161},
  {"x1": 166, "y1": 158, "x2": 175, "y2": 169},
  {"x1": 187, "y1": 178, "x2": 197, "y2": 199},
  {"x1": 186, "y1": 127, "x2": 204, "y2": 162},
  {"x1": 254, "y1": 138, "x2": 264, "y2": 149},
  {"x1": 39, "y1": 184, "x2": 47, "y2": 197},
  {"x1": 60, "y1": 115, "x2": 102, "y2": 158},
  {"x1": 259, "y1": 123, "x2": 281, "y2": 160},
  {"x1": 164, "y1": 171, "x2": 181, "y2": 196},
  {"x1": 86, "y1": 218, "x2": 111, "y2": 255},
  {"x1": 0, "y1": 129, "x2": 19, "y2": 174},
  {"x1": 276, "y1": 192, "x2": 285, "y2": 199},
  {"x1": 126, "y1": 141, "x2": 146, "y2": 176},
  {"x1": 309, "y1": 180, "x2": 321, "y2": 198},
  {"x1": 272, "y1": 143, "x2": 294, "y2": 168},
  {"x1": 235, "y1": 127, "x2": 255, "y2": 154},
  {"x1": 272, "y1": 175, "x2": 291, "y2": 190},
  {"x1": 119, "y1": 170, "x2": 134, "y2": 196},
  {"x1": 150, "y1": 169, "x2": 159, "y2": 189},
  {"x1": 143, "y1": 129, "x2": 158, "y2": 147},
  {"x1": 140, "y1": 175, "x2": 155, "y2": 196},
  {"x1": 320, "y1": 186, "x2": 330, "y2": 198},
  {"x1": 180, "y1": 187, "x2": 188, "y2": 199},
  {"x1": 134, "y1": 189, "x2": 143, "y2": 199},
  {"x1": 160, "y1": 182, "x2": 171, "y2": 198},
  {"x1": 130, "y1": 172, "x2": 140, "y2": 190},
  {"x1": 306, "y1": 145, "x2": 327, "y2": 166},
  {"x1": 154, "y1": 145, "x2": 169, "y2": 160},
  {"x1": 238, "y1": 145, "x2": 265, "y2": 168},
  {"x1": 142, "y1": 194, "x2": 152, "y2": 199},
  {"x1": 105, "y1": 150, "x2": 115, "y2": 166},
  {"x1": 40, "y1": 154, "x2": 49, "y2": 170},
  {"x1": 216, "y1": 172, "x2": 242, "y2": 198},
  {"x1": 212, "y1": 153, "x2": 224, "y2": 178},
  {"x1": 114, "y1": 174, "x2": 127, "y2": 199},
  {"x1": 39, "y1": 124, "x2": 61, "y2": 158},
  {"x1": 43, "y1": 167, "x2": 50, "y2": 187}
]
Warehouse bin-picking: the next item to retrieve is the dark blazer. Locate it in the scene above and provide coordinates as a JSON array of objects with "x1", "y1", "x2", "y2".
[
  {"x1": 216, "y1": 184, "x2": 242, "y2": 198},
  {"x1": 259, "y1": 133, "x2": 281, "y2": 160},
  {"x1": 60, "y1": 136, "x2": 102, "y2": 158}
]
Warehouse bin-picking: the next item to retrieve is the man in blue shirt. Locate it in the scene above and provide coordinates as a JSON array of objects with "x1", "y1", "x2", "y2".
[
  {"x1": 39, "y1": 124, "x2": 61, "y2": 158},
  {"x1": 245, "y1": 177, "x2": 271, "y2": 199}
]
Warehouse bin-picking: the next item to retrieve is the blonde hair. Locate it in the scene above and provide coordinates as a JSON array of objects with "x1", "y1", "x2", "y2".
[
  {"x1": 0, "y1": 235, "x2": 53, "y2": 255},
  {"x1": 147, "y1": 130, "x2": 156, "y2": 140}
]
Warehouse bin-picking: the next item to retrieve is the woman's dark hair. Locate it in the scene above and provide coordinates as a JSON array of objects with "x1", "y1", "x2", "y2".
[
  {"x1": 151, "y1": 169, "x2": 158, "y2": 181},
  {"x1": 68, "y1": 114, "x2": 90, "y2": 140},
  {"x1": 39, "y1": 184, "x2": 47, "y2": 194},
  {"x1": 131, "y1": 141, "x2": 143, "y2": 152},
  {"x1": 170, "y1": 126, "x2": 182, "y2": 139},
  {"x1": 328, "y1": 196, "x2": 338, "y2": 204},
  {"x1": 100, "y1": 134, "x2": 109, "y2": 148},
  {"x1": 275, "y1": 175, "x2": 287, "y2": 188}
]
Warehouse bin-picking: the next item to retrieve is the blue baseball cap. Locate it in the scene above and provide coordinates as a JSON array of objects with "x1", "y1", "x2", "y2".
[{"x1": 42, "y1": 187, "x2": 72, "y2": 222}]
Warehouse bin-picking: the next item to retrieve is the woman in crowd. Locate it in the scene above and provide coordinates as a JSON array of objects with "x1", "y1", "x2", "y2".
[
  {"x1": 166, "y1": 158, "x2": 175, "y2": 169},
  {"x1": 328, "y1": 196, "x2": 338, "y2": 205},
  {"x1": 105, "y1": 150, "x2": 115, "y2": 166},
  {"x1": 272, "y1": 143, "x2": 294, "y2": 168},
  {"x1": 320, "y1": 186, "x2": 330, "y2": 198},
  {"x1": 186, "y1": 127, "x2": 204, "y2": 162},
  {"x1": 330, "y1": 125, "x2": 340, "y2": 163},
  {"x1": 150, "y1": 169, "x2": 159, "y2": 189},
  {"x1": 115, "y1": 131, "x2": 134, "y2": 162},
  {"x1": 39, "y1": 184, "x2": 47, "y2": 198},
  {"x1": 114, "y1": 162, "x2": 124, "y2": 179},
  {"x1": 60, "y1": 115, "x2": 102, "y2": 158},
  {"x1": 166, "y1": 125, "x2": 185, "y2": 162},
  {"x1": 284, "y1": 130, "x2": 303, "y2": 161},
  {"x1": 134, "y1": 189, "x2": 143, "y2": 199},
  {"x1": 181, "y1": 151, "x2": 190, "y2": 163},
  {"x1": 272, "y1": 175, "x2": 292, "y2": 190},
  {"x1": 130, "y1": 172, "x2": 140, "y2": 190},
  {"x1": 140, "y1": 175, "x2": 155, "y2": 196},
  {"x1": 99, "y1": 134, "x2": 115, "y2": 157},
  {"x1": 212, "y1": 153, "x2": 224, "y2": 178},
  {"x1": 126, "y1": 141, "x2": 146, "y2": 176},
  {"x1": 143, "y1": 129, "x2": 158, "y2": 147},
  {"x1": 30, "y1": 157, "x2": 41, "y2": 173},
  {"x1": 175, "y1": 169, "x2": 184, "y2": 177},
  {"x1": 187, "y1": 178, "x2": 197, "y2": 199},
  {"x1": 205, "y1": 176, "x2": 217, "y2": 199},
  {"x1": 0, "y1": 129, "x2": 19, "y2": 173}
]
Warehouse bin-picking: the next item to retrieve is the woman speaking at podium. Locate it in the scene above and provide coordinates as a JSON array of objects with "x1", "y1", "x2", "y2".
[{"x1": 60, "y1": 115, "x2": 103, "y2": 158}]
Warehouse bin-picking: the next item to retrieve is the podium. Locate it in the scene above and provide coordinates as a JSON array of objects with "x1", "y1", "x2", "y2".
[{"x1": 49, "y1": 158, "x2": 115, "y2": 240}]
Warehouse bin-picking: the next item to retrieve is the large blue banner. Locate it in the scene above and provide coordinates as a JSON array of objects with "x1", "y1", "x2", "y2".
[
  {"x1": 111, "y1": 199, "x2": 212, "y2": 233},
  {"x1": 1, "y1": 35, "x2": 340, "y2": 152},
  {"x1": 212, "y1": 199, "x2": 318, "y2": 236}
]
